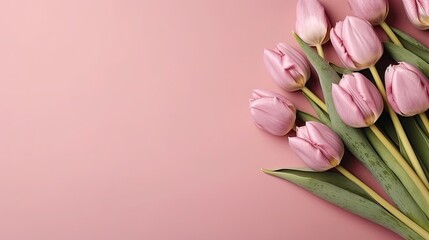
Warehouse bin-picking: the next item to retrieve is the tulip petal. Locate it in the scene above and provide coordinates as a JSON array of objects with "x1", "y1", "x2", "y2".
[
  {"x1": 277, "y1": 43, "x2": 311, "y2": 87},
  {"x1": 335, "y1": 73, "x2": 383, "y2": 126},
  {"x1": 352, "y1": 73, "x2": 384, "y2": 121},
  {"x1": 417, "y1": 0, "x2": 429, "y2": 26},
  {"x1": 250, "y1": 97, "x2": 296, "y2": 136},
  {"x1": 402, "y1": 62, "x2": 429, "y2": 84},
  {"x1": 295, "y1": 0, "x2": 330, "y2": 46},
  {"x1": 304, "y1": 121, "x2": 345, "y2": 161},
  {"x1": 341, "y1": 75, "x2": 374, "y2": 119},
  {"x1": 403, "y1": 0, "x2": 429, "y2": 29},
  {"x1": 330, "y1": 25, "x2": 358, "y2": 69},
  {"x1": 403, "y1": 0, "x2": 419, "y2": 24},
  {"x1": 289, "y1": 137, "x2": 333, "y2": 171},
  {"x1": 278, "y1": 44, "x2": 309, "y2": 73},
  {"x1": 341, "y1": 17, "x2": 382, "y2": 68},
  {"x1": 348, "y1": 0, "x2": 389, "y2": 25},
  {"x1": 295, "y1": 125, "x2": 309, "y2": 139},
  {"x1": 389, "y1": 66, "x2": 429, "y2": 116},
  {"x1": 263, "y1": 49, "x2": 286, "y2": 88},
  {"x1": 263, "y1": 44, "x2": 310, "y2": 92},
  {"x1": 251, "y1": 89, "x2": 295, "y2": 107},
  {"x1": 332, "y1": 83, "x2": 368, "y2": 128}
]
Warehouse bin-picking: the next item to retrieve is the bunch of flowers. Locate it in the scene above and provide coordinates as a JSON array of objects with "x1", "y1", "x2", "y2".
[{"x1": 250, "y1": 0, "x2": 429, "y2": 239}]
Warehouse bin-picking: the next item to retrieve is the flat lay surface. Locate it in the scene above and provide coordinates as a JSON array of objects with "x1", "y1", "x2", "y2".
[{"x1": 0, "y1": 0, "x2": 428, "y2": 239}]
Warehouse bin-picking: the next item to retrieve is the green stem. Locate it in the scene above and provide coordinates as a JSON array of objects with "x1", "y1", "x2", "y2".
[
  {"x1": 369, "y1": 65, "x2": 429, "y2": 189},
  {"x1": 315, "y1": 44, "x2": 324, "y2": 59},
  {"x1": 380, "y1": 21, "x2": 403, "y2": 47},
  {"x1": 418, "y1": 113, "x2": 429, "y2": 136},
  {"x1": 336, "y1": 165, "x2": 429, "y2": 239},
  {"x1": 302, "y1": 87, "x2": 327, "y2": 112}
]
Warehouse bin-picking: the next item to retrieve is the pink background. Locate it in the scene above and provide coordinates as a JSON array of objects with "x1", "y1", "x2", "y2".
[{"x1": 0, "y1": 0, "x2": 427, "y2": 239}]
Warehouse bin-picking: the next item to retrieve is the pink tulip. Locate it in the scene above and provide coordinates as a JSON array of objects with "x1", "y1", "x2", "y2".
[
  {"x1": 263, "y1": 43, "x2": 311, "y2": 92},
  {"x1": 289, "y1": 121, "x2": 344, "y2": 171},
  {"x1": 295, "y1": 0, "x2": 331, "y2": 46},
  {"x1": 402, "y1": 0, "x2": 429, "y2": 30},
  {"x1": 385, "y1": 62, "x2": 429, "y2": 116},
  {"x1": 249, "y1": 89, "x2": 296, "y2": 136},
  {"x1": 332, "y1": 73, "x2": 384, "y2": 128},
  {"x1": 330, "y1": 16, "x2": 383, "y2": 70},
  {"x1": 348, "y1": 0, "x2": 389, "y2": 25}
]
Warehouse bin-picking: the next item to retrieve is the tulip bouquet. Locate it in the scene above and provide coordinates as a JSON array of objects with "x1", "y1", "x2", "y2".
[{"x1": 250, "y1": 0, "x2": 429, "y2": 239}]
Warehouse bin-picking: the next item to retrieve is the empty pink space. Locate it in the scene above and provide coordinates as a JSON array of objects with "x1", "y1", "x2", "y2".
[{"x1": 0, "y1": 0, "x2": 427, "y2": 239}]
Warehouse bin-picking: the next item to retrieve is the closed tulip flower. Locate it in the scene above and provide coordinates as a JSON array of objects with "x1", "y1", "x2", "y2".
[
  {"x1": 332, "y1": 73, "x2": 384, "y2": 128},
  {"x1": 295, "y1": 0, "x2": 331, "y2": 46},
  {"x1": 348, "y1": 0, "x2": 389, "y2": 25},
  {"x1": 289, "y1": 121, "x2": 344, "y2": 171},
  {"x1": 402, "y1": 0, "x2": 429, "y2": 29},
  {"x1": 263, "y1": 43, "x2": 310, "y2": 92},
  {"x1": 385, "y1": 62, "x2": 429, "y2": 116},
  {"x1": 330, "y1": 16, "x2": 383, "y2": 70},
  {"x1": 249, "y1": 89, "x2": 296, "y2": 136}
]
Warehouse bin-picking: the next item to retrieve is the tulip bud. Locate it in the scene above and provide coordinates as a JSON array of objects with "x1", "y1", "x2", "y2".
[
  {"x1": 402, "y1": 0, "x2": 429, "y2": 30},
  {"x1": 249, "y1": 89, "x2": 296, "y2": 136},
  {"x1": 332, "y1": 73, "x2": 384, "y2": 128},
  {"x1": 295, "y1": 0, "x2": 331, "y2": 46},
  {"x1": 330, "y1": 16, "x2": 383, "y2": 70},
  {"x1": 385, "y1": 62, "x2": 429, "y2": 116},
  {"x1": 263, "y1": 43, "x2": 311, "y2": 92},
  {"x1": 289, "y1": 121, "x2": 344, "y2": 171},
  {"x1": 348, "y1": 0, "x2": 389, "y2": 25}
]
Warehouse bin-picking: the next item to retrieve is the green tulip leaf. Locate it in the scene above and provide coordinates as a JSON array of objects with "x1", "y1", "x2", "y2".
[
  {"x1": 400, "y1": 116, "x2": 429, "y2": 178},
  {"x1": 294, "y1": 33, "x2": 427, "y2": 224},
  {"x1": 391, "y1": 28, "x2": 429, "y2": 64},
  {"x1": 384, "y1": 42, "x2": 429, "y2": 78},
  {"x1": 364, "y1": 128, "x2": 429, "y2": 225},
  {"x1": 303, "y1": 95, "x2": 331, "y2": 125},
  {"x1": 296, "y1": 110, "x2": 319, "y2": 123},
  {"x1": 377, "y1": 112, "x2": 400, "y2": 147},
  {"x1": 330, "y1": 63, "x2": 353, "y2": 75},
  {"x1": 414, "y1": 115, "x2": 429, "y2": 136},
  {"x1": 263, "y1": 169, "x2": 424, "y2": 240},
  {"x1": 398, "y1": 137, "x2": 411, "y2": 166},
  {"x1": 375, "y1": 114, "x2": 411, "y2": 164}
]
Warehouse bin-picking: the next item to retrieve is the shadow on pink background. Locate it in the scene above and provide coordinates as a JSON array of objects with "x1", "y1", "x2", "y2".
[{"x1": 0, "y1": 0, "x2": 427, "y2": 239}]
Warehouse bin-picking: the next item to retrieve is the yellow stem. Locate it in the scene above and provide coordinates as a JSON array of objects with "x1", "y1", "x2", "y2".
[
  {"x1": 315, "y1": 44, "x2": 325, "y2": 59},
  {"x1": 369, "y1": 65, "x2": 429, "y2": 189},
  {"x1": 369, "y1": 124, "x2": 429, "y2": 194},
  {"x1": 302, "y1": 87, "x2": 327, "y2": 112},
  {"x1": 418, "y1": 113, "x2": 429, "y2": 136},
  {"x1": 336, "y1": 165, "x2": 429, "y2": 239},
  {"x1": 380, "y1": 21, "x2": 403, "y2": 47}
]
